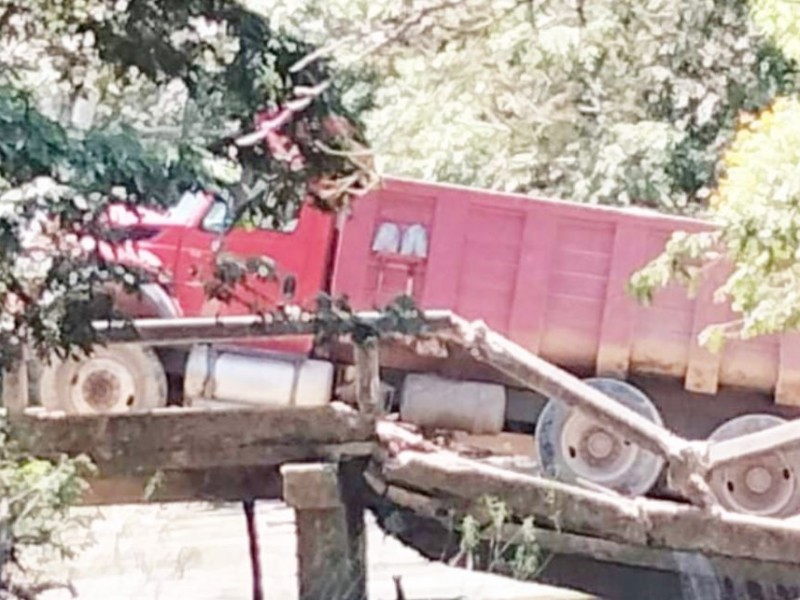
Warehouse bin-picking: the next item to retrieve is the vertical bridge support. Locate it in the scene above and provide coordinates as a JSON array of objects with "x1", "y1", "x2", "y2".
[
  {"x1": 354, "y1": 338, "x2": 382, "y2": 416},
  {"x1": 2, "y1": 350, "x2": 28, "y2": 416},
  {"x1": 281, "y1": 462, "x2": 367, "y2": 600}
]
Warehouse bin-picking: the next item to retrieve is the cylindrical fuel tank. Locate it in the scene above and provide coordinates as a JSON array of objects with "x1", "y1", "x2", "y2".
[
  {"x1": 184, "y1": 345, "x2": 334, "y2": 408},
  {"x1": 400, "y1": 373, "x2": 506, "y2": 434}
]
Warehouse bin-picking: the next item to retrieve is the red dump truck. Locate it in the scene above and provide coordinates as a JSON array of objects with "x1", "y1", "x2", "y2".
[{"x1": 36, "y1": 177, "x2": 800, "y2": 517}]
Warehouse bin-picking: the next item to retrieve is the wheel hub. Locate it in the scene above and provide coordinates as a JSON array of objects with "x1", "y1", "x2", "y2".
[
  {"x1": 718, "y1": 457, "x2": 793, "y2": 516},
  {"x1": 745, "y1": 466, "x2": 773, "y2": 495},
  {"x1": 708, "y1": 414, "x2": 798, "y2": 517},
  {"x1": 81, "y1": 371, "x2": 121, "y2": 410},
  {"x1": 70, "y1": 357, "x2": 136, "y2": 414},
  {"x1": 560, "y1": 412, "x2": 638, "y2": 484},
  {"x1": 586, "y1": 430, "x2": 614, "y2": 459}
]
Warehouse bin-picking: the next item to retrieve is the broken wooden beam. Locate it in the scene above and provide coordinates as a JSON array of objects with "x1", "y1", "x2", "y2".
[
  {"x1": 87, "y1": 310, "x2": 800, "y2": 509},
  {"x1": 438, "y1": 316, "x2": 688, "y2": 464},
  {"x1": 376, "y1": 447, "x2": 800, "y2": 565},
  {"x1": 708, "y1": 417, "x2": 800, "y2": 470}
]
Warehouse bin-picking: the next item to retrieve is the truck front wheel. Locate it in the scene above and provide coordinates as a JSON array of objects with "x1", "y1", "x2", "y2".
[{"x1": 38, "y1": 346, "x2": 168, "y2": 415}]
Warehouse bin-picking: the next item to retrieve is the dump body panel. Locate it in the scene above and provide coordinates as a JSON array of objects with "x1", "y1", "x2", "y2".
[{"x1": 331, "y1": 178, "x2": 799, "y2": 404}]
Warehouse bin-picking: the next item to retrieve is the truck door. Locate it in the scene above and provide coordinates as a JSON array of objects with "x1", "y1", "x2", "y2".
[{"x1": 173, "y1": 198, "x2": 335, "y2": 319}]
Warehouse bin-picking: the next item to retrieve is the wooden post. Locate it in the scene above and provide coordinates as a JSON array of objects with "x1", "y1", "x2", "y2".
[
  {"x1": 281, "y1": 462, "x2": 366, "y2": 600},
  {"x1": 2, "y1": 349, "x2": 28, "y2": 416},
  {"x1": 354, "y1": 338, "x2": 381, "y2": 416},
  {"x1": 242, "y1": 500, "x2": 264, "y2": 600}
]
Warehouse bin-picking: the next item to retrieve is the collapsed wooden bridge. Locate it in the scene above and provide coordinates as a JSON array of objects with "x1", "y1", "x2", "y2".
[{"x1": 7, "y1": 311, "x2": 800, "y2": 599}]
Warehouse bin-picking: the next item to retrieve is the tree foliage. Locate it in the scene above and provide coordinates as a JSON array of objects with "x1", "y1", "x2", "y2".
[
  {"x1": 263, "y1": 0, "x2": 797, "y2": 213},
  {"x1": 629, "y1": 1, "x2": 800, "y2": 347},
  {"x1": 750, "y1": 0, "x2": 800, "y2": 65},
  {"x1": 0, "y1": 3, "x2": 374, "y2": 595},
  {"x1": 262, "y1": 0, "x2": 800, "y2": 346},
  {"x1": 631, "y1": 97, "x2": 800, "y2": 349},
  {"x1": 0, "y1": 0, "x2": 373, "y2": 367}
]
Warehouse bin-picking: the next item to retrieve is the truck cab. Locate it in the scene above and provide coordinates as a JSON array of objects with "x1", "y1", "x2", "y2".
[
  {"x1": 36, "y1": 190, "x2": 337, "y2": 415},
  {"x1": 105, "y1": 190, "x2": 336, "y2": 352}
]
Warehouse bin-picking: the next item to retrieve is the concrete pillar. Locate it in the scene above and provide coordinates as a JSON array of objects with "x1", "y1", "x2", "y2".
[{"x1": 281, "y1": 462, "x2": 366, "y2": 600}]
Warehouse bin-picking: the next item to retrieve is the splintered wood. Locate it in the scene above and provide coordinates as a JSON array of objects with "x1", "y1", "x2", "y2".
[
  {"x1": 405, "y1": 314, "x2": 800, "y2": 509},
  {"x1": 373, "y1": 421, "x2": 800, "y2": 566}
]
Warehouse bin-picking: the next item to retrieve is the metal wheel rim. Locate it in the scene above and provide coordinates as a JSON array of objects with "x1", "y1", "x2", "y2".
[
  {"x1": 69, "y1": 356, "x2": 137, "y2": 414},
  {"x1": 535, "y1": 377, "x2": 665, "y2": 496},
  {"x1": 559, "y1": 410, "x2": 639, "y2": 483},
  {"x1": 708, "y1": 414, "x2": 796, "y2": 517}
]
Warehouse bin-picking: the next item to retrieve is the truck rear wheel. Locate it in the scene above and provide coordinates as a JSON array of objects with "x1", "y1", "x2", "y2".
[
  {"x1": 707, "y1": 414, "x2": 799, "y2": 517},
  {"x1": 38, "y1": 346, "x2": 168, "y2": 415},
  {"x1": 535, "y1": 377, "x2": 665, "y2": 496}
]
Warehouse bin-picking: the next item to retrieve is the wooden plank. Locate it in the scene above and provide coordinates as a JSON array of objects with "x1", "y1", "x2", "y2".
[
  {"x1": 418, "y1": 192, "x2": 470, "y2": 309},
  {"x1": 437, "y1": 316, "x2": 686, "y2": 462},
  {"x1": 377, "y1": 446, "x2": 800, "y2": 566},
  {"x1": 684, "y1": 267, "x2": 728, "y2": 395},
  {"x1": 507, "y1": 210, "x2": 546, "y2": 351},
  {"x1": 516, "y1": 212, "x2": 559, "y2": 355},
  {"x1": 776, "y1": 332, "x2": 800, "y2": 406},
  {"x1": 92, "y1": 311, "x2": 456, "y2": 346},
  {"x1": 14, "y1": 403, "x2": 375, "y2": 475},
  {"x1": 707, "y1": 417, "x2": 800, "y2": 469}
]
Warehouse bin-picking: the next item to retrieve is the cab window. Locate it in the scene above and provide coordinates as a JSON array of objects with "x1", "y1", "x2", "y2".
[
  {"x1": 236, "y1": 203, "x2": 300, "y2": 234},
  {"x1": 201, "y1": 199, "x2": 231, "y2": 233},
  {"x1": 201, "y1": 198, "x2": 301, "y2": 234}
]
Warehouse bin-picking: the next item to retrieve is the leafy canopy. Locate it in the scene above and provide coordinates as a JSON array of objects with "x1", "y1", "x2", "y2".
[
  {"x1": 0, "y1": 1, "x2": 375, "y2": 596},
  {"x1": 0, "y1": 0, "x2": 372, "y2": 366},
  {"x1": 630, "y1": 96, "x2": 800, "y2": 349},
  {"x1": 630, "y1": 1, "x2": 800, "y2": 348},
  {"x1": 263, "y1": 0, "x2": 797, "y2": 213}
]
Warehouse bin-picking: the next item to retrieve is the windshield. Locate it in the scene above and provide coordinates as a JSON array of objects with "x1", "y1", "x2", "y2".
[{"x1": 166, "y1": 191, "x2": 208, "y2": 225}]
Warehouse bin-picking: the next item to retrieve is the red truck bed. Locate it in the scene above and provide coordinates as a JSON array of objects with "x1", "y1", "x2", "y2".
[{"x1": 332, "y1": 178, "x2": 800, "y2": 405}]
